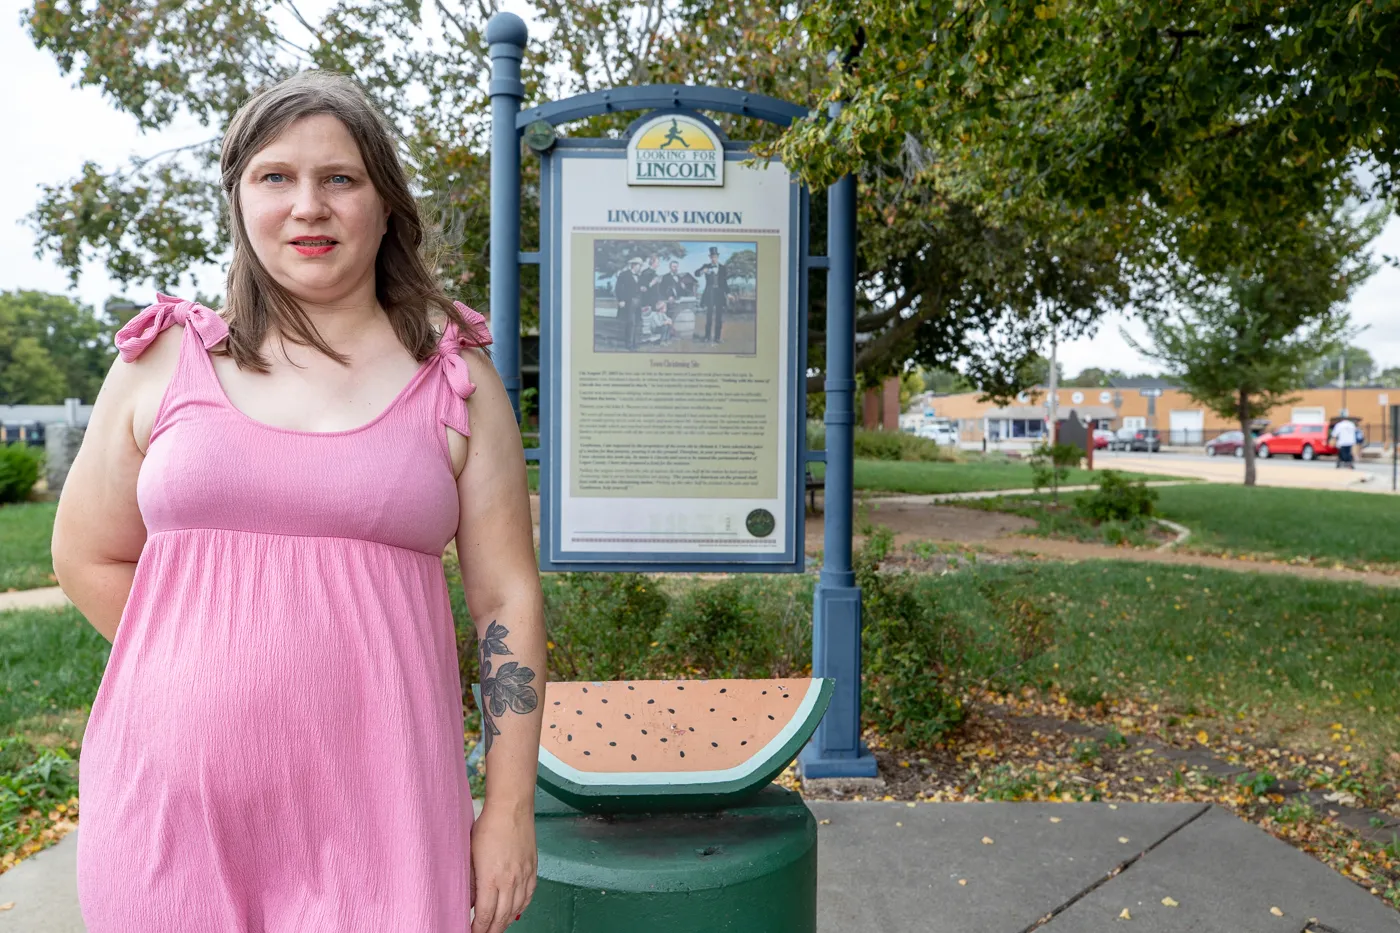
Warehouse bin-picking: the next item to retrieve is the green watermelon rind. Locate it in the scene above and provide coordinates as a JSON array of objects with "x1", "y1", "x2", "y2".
[{"x1": 471, "y1": 679, "x2": 834, "y2": 813}]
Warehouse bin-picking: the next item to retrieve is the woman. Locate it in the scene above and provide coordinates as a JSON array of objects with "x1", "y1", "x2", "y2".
[{"x1": 51, "y1": 72, "x2": 543, "y2": 933}]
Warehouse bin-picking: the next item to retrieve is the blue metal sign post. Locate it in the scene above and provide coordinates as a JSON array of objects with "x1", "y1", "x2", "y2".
[{"x1": 485, "y1": 11, "x2": 874, "y2": 779}]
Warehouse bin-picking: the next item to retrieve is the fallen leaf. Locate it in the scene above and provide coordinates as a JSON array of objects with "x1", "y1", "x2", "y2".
[
  {"x1": 1119, "y1": 836, "x2": 1130, "y2": 844},
  {"x1": 0, "y1": 902, "x2": 14, "y2": 911},
  {"x1": 1162, "y1": 896, "x2": 1179, "y2": 908},
  {"x1": 1270, "y1": 906, "x2": 1283, "y2": 917},
  {"x1": 958, "y1": 879, "x2": 968, "y2": 886},
  {"x1": 1050, "y1": 816, "x2": 1062, "y2": 823},
  {"x1": 906, "y1": 802, "x2": 916, "y2": 808},
  {"x1": 982, "y1": 836, "x2": 994, "y2": 845},
  {"x1": 895, "y1": 822, "x2": 903, "y2": 827},
  {"x1": 1196, "y1": 731, "x2": 1209, "y2": 744},
  {"x1": 818, "y1": 819, "x2": 831, "y2": 825},
  {"x1": 1118, "y1": 908, "x2": 1131, "y2": 920}
]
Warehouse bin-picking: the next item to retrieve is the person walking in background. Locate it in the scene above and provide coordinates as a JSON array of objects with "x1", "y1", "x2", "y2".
[
  {"x1": 1331, "y1": 414, "x2": 1359, "y2": 469},
  {"x1": 693, "y1": 246, "x2": 729, "y2": 343},
  {"x1": 51, "y1": 71, "x2": 544, "y2": 933}
]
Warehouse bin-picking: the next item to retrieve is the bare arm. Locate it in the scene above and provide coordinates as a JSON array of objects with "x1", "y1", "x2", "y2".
[
  {"x1": 52, "y1": 326, "x2": 182, "y2": 642},
  {"x1": 454, "y1": 347, "x2": 546, "y2": 817}
]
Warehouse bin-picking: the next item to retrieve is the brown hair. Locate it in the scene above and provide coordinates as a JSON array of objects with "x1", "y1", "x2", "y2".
[{"x1": 217, "y1": 71, "x2": 469, "y2": 372}]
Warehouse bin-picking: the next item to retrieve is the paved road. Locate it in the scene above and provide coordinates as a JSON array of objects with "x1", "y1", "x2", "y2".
[{"x1": 1097, "y1": 449, "x2": 1396, "y2": 492}]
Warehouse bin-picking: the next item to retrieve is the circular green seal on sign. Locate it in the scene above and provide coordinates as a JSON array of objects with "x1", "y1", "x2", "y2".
[{"x1": 745, "y1": 509, "x2": 776, "y2": 538}]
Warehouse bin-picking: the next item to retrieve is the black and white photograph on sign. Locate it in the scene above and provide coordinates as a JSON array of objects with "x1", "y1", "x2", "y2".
[{"x1": 592, "y1": 238, "x2": 758, "y2": 355}]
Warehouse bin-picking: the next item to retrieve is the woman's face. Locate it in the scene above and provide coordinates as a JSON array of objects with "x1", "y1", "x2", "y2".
[{"x1": 239, "y1": 113, "x2": 389, "y2": 305}]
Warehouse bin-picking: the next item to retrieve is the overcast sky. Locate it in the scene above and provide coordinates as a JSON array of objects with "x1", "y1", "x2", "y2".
[{"x1": 3, "y1": 0, "x2": 1396, "y2": 376}]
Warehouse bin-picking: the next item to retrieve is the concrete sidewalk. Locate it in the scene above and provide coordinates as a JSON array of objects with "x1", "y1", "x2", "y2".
[{"x1": 4, "y1": 800, "x2": 1394, "y2": 931}]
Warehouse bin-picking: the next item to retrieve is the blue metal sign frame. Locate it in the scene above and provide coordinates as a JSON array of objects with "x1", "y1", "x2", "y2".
[{"x1": 486, "y1": 11, "x2": 876, "y2": 778}]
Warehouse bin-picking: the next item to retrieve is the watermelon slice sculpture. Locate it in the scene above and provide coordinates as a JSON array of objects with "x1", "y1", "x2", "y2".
[{"x1": 473, "y1": 677, "x2": 833, "y2": 814}]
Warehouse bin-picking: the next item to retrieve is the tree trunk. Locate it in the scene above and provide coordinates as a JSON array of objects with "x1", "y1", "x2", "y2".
[{"x1": 1238, "y1": 389, "x2": 1257, "y2": 487}]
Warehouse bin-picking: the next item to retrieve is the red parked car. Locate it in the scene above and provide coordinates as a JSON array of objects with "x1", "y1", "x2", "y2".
[
  {"x1": 1092, "y1": 429, "x2": 1114, "y2": 449},
  {"x1": 1254, "y1": 423, "x2": 1337, "y2": 461}
]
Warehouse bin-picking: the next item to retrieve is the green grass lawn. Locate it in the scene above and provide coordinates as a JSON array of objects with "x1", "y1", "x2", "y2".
[
  {"x1": 0, "y1": 502, "x2": 58, "y2": 592},
  {"x1": 811, "y1": 458, "x2": 1169, "y2": 495},
  {"x1": 899, "y1": 561, "x2": 1400, "y2": 784},
  {"x1": 970, "y1": 482, "x2": 1400, "y2": 568},
  {"x1": 0, "y1": 605, "x2": 108, "y2": 867},
  {"x1": 1151, "y1": 483, "x2": 1400, "y2": 567}
]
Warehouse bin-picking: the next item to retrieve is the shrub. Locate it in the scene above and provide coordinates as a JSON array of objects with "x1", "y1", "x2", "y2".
[
  {"x1": 855, "y1": 526, "x2": 967, "y2": 747},
  {"x1": 1027, "y1": 442, "x2": 1081, "y2": 494},
  {"x1": 853, "y1": 428, "x2": 959, "y2": 462},
  {"x1": 651, "y1": 577, "x2": 810, "y2": 679},
  {"x1": 1075, "y1": 470, "x2": 1158, "y2": 522},
  {"x1": 0, "y1": 443, "x2": 43, "y2": 504},
  {"x1": 540, "y1": 572, "x2": 669, "y2": 683}
]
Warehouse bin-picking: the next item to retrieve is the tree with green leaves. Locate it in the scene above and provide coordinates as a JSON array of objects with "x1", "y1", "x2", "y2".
[
  {"x1": 1130, "y1": 199, "x2": 1383, "y2": 486},
  {"x1": 772, "y1": 0, "x2": 1400, "y2": 233},
  {"x1": 0, "y1": 291, "x2": 123, "y2": 405},
  {"x1": 1303, "y1": 343, "x2": 1376, "y2": 388},
  {"x1": 23, "y1": 0, "x2": 1142, "y2": 400}
]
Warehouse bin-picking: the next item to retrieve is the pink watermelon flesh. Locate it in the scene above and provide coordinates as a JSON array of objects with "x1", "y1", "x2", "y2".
[{"x1": 542, "y1": 678, "x2": 816, "y2": 774}]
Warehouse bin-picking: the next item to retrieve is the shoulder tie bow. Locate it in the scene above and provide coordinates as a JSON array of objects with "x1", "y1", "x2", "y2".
[
  {"x1": 114, "y1": 292, "x2": 230, "y2": 363},
  {"x1": 438, "y1": 301, "x2": 493, "y2": 400}
]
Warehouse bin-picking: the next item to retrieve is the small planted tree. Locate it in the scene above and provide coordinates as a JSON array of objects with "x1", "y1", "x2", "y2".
[{"x1": 1131, "y1": 198, "x2": 1383, "y2": 486}]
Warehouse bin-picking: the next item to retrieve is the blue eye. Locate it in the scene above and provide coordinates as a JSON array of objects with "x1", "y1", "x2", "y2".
[
  {"x1": 330, "y1": 175, "x2": 351, "y2": 185},
  {"x1": 263, "y1": 173, "x2": 285, "y2": 183}
]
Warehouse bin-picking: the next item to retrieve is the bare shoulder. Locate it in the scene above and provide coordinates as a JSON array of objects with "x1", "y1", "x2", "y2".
[{"x1": 116, "y1": 322, "x2": 189, "y2": 451}]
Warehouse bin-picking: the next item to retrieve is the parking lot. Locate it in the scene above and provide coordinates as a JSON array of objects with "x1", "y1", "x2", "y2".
[{"x1": 1094, "y1": 447, "x2": 1396, "y2": 491}]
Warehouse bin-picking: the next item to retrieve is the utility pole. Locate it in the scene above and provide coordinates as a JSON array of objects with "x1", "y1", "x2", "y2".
[
  {"x1": 1339, "y1": 354, "x2": 1348, "y2": 415},
  {"x1": 1047, "y1": 328, "x2": 1059, "y2": 445}
]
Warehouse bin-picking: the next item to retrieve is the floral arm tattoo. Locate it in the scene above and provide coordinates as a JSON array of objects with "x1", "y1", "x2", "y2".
[{"x1": 478, "y1": 620, "x2": 539, "y2": 757}]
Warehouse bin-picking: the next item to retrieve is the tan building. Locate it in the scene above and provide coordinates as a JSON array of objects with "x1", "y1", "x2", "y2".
[{"x1": 912, "y1": 382, "x2": 1397, "y2": 450}]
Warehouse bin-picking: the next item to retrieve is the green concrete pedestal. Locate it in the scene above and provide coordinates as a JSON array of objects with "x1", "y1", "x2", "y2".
[{"x1": 512, "y1": 783, "x2": 818, "y2": 932}]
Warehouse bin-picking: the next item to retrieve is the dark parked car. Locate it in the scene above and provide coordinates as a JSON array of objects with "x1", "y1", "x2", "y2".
[
  {"x1": 1205, "y1": 430, "x2": 1247, "y2": 457},
  {"x1": 1129, "y1": 428, "x2": 1162, "y2": 452}
]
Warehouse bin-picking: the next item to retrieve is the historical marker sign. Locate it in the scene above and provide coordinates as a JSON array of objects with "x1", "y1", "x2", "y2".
[{"x1": 539, "y1": 114, "x2": 804, "y2": 571}]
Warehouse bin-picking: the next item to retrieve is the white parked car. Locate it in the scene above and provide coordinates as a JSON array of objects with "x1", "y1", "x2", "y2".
[{"x1": 916, "y1": 422, "x2": 959, "y2": 446}]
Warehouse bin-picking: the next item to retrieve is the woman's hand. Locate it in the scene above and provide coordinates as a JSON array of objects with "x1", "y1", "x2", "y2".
[{"x1": 470, "y1": 803, "x2": 538, "y2": 932}]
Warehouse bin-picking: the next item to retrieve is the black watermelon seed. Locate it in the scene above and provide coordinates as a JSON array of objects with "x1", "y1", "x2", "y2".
[
  {"x1": 667, "y1": 708, "x2": 675, "y2": 713},
  {"x1": 783, "y1": 694, "x2": 789, "y2": 698},
  {"x1": 553, "y1": 701, "x2": 561, "y2": 705},
  {"x1": 596, "y1": 722, "x2": 602, "y2": 728},
  {"x1": 641, "y1": 729, "x2": 648, "y2": 734},
  {"x1": 660, "y1": 738, "x2": 667, "y2": 743},
  {"x1": 609, "y1": 741, "x2": 617, "y2": 746},
  {"x1": 549, "y1": 724, "x2": 556, "y2": 729},
  {"x1": 680, "y1": 751, "x2": 685, "y2": 758},
  {"x1": 582, "y1": 687, "x2": 588, "y2": 693},
  {"x1": 627, "y1": 685, "x2": 635, "y2": 690},
  {"x1": 567, "y1": 734, "x2": 573, "y2": 741},
  {"x1": 711, "y1": 742, "x2": 718, "y2": 747},
  {"x1": 768, "y1": 714, "x2": 775, "y2": 720},
  {"x1": 631, "y1": 754, "x2": 637, "y2": 761},
  {"x1": 762, "y1": 690, "x2": 767, "y2": 695},
  {"x1": 688, "y1": 726, "x2": 695, "y2": 731},
  {"x1": 677, "y1": 685, "x2": 684, "y2": 690},
  {"x1": 601, "y1": 699, "x2": 608, "y2": 704},
  {"x1": 741, "y1": 741, "x2": 748, "y2": 746},
  {"x1": 625, "y1": 713, "x2": 632, "y2": 719},
  {"x1": 584, "y1": 750, "x2": 590, "y2": 756},
  {"x1": 719, "y1": 688, "x2": 727, "y2": 693},
  {"x1": 710, "y1": 708, "x2": 716, "y2": 712},
  {"x1": 732, "y1": 717, "x2": 738, "y2": 721},
  {"x1": 647, "y1": 699, "x2": 655, "y2": 704},
  {"x1": 576, "y1": 710, "x2": 582, "y2": 715}
]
